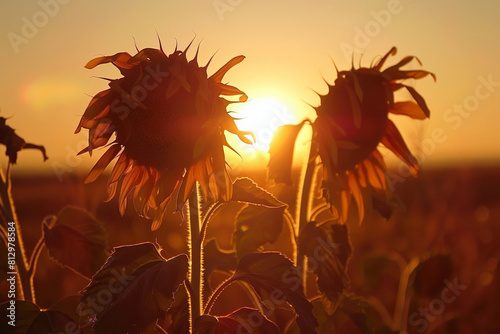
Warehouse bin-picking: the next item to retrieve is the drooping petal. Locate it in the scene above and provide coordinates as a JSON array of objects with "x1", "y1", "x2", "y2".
[
  {"x1": 390, "y1": 101, "x2": 427, "y2": 120},
  {"x1": 85, "y1": 52, "x2": 135, "y2": 69},
  {"x1": 404, "y1": 85, "x2": 432, "y2": 118},
  {"x1": 210, "y1": 55, "x2": 245, "y2": 83},
  {"x1": 75, "y1": 90, "x2": 113, "y2": 133},
  {"x1": 84, "y1": 144, "x2": 121, "y2": 184},
  {"x1": 382, "y1": 119, "x2": 418, "y2": 174}
]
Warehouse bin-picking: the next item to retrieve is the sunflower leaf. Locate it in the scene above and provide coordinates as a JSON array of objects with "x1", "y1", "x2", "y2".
[
  {"x1": 233, "y1": 205, "x2": 286, "y2": 260},
  {"x1": 79, "y1": 243, "x2": 188, "y2": 333},
  {"x1": 408, "y1": 253, "x2": 453, "y2": 298},
  {"x1": 404, "y1": 85, "x2": 431, "y2": 118},
  {"x1": 298, "y1": 221, "x2": 352, "y2": 315},
  {"x1": 231, "y1": 177, "x2": 286, "y2": 208},
  {"x1": 42, "y1": 206, "x2": 108, "y2": 279},
  {"x1": 0, "y1": 300, "x2": 80, "y2": 334},
  {"x1": 204, "y1": 239, "x2": 238, "y2": 294},
  {"x1": 268, "y1": 122, "x2": 306, "y2": 185},
  {"x1": 194, "y1": 308, "x2": 280, "y2": 334},
  {"x1": 229, "y1": 252, "x2": 318, "y2": 333}
]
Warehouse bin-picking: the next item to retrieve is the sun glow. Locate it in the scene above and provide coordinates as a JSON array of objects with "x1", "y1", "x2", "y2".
[{"x1": 233, "y1": 96, "x2": 298, "y2": 153}]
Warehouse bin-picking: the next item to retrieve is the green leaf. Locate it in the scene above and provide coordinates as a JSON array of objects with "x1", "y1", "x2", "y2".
[
  {"x1": 268, "y1": 122, "x2": 306, "y2": 185},
  {"x1": 298, "y1": 221, "x2": 352, "y2": 315},
  {"x1": 285, "y1": 296, "x2": 393, "y2": 334},
  {"x1": 204, "y1": 239, "x2": 237, "y2": 292},
  {"x1": 0, "y1": 300, "x2": 79, "y2": 334},
  {"x1": 231, "y1": 177, "x2": 286, "y2": 208},
  {"x1": 229, "y1": 252, "x2": 318, "y2": 333},
  {"x1": 79, "y1": 242, "x2": 188, "y2": 334},
  {"x1": 408, "y1": 253, "x2": 453, "y2": 298},
  {"x1": 42, "y1": 206, "x2": 108, "y2": 278},
  {"x1": 163, "y1": 285, "x2": 190, "y2": 334},
  {"x1": 194, "y1": 308, "x2": 280, "y2": 334},
  {"x1": 234, "y1": 205, "x2": 285, "y2": 260}
]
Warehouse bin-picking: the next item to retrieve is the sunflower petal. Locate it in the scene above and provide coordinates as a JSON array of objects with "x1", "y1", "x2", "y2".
[
  {"x1": 108, "y1": 153, "x2": 129, "y2": 184},
  {"x1": 75, "y1": 90, "x2": 113, "y2": 133},
  {"x1": 85, "y1": 52, "x2": 135, "y2": 70},
  {"x1": 105, "y1": 181, "x2": 119, "y2": 202},
  {"x1": 390, "y1": 101, "x2": 427, "y2": 120},
  {"x1": 210, "y1": 55, "x2": 245, "y2": 83},
  {"x1": 84, "y1": 144, "x2": 121, "y2": 184},
  {"x1": 382, "y1": 119, "x2": 418, "y2": 174},
  {"x1": 176, "y1": 168, "x2": 196, "y2": 213},
  {"x1": 373, "y1": 47, "x2": 397, "y2": 70},
  {"x1": 404, "y1": 85, "x2": 431, "y2": 118},
  {"x1": 347, "y1": 172, "x2": 364, "y2": 224},
  {"x1": 119, "y1": 167, "x2": 143, "y2": 215}
]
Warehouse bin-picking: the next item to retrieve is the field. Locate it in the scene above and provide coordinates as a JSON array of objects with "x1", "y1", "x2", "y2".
[{"x1": 2, "y1": 164, "x2": 499, "y2": 333}]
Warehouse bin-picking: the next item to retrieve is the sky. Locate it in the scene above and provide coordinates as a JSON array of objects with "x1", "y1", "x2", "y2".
[{"x1": 0, "y1": 0, "x2": 499, "y2": 178}]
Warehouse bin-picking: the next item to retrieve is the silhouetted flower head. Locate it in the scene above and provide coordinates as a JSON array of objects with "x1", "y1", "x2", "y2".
[
  {"x1": 313, "y1": 47, "x2": 435, "y2": 223},
  {"x1": 76, "y1": 42, "x2": 253, "y2": 230},
  {"x1": 0, "y1": 116, "x2": 47, "y2": 164}
]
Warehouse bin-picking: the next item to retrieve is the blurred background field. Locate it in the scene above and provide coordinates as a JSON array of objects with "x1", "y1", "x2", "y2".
[{"x1": 1, "y1": 163, "x2": 498, "y2": 333}]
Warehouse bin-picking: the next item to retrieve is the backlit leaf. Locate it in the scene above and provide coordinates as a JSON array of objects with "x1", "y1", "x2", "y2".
[
  {"x1": 298, "y1": 221, "x2": 352, "y2": 315},
  {"x1": 0, "y1": 300, "x2": 79, "y2": 334},
  {"x1": 42, "y1": 206, "x2": 108, "y2": 278},
  {"x1": 234, "y1": 205, "x2": 285, "y2": 260},
  {"x1": 231, "y1": 178, "x2": 286, "y2": 208},
  {"x1": 268, "y1": 122, "x2": 306, "y2": 185},
  {"x1": 228, "y1": 252, "x2": 318, "y2": 333},
  {"x1": 79, "y1": 242, "x2": 188, "y2": 334},
  {"x1": 408, "y1": 253, "x2": 453, "y2": 298},
  {"x1": 194, "y1": 308, "x2": 280, "y2": 334},
  {"x1": 204, "y1": 239, "x2": 238, "y2": 293}
]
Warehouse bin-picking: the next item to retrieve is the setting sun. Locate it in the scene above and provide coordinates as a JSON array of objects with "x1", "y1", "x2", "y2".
[{"x1": 233, "y1": 96, "x2": 298, "y2": 153}]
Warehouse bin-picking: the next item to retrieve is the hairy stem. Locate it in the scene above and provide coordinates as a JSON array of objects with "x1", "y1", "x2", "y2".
[
  {"x1": 188, "y1": 185, "x2": 202, "y2": 331},
  {"x1": 204, "y1": 277, "x2": 235, "y2": 315},
  {"x1": 0, "y1": 166, "x2": 33, "y2": 302}
]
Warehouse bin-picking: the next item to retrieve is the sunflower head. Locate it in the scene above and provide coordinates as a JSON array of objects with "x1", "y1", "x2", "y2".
[
  {"x1": 76, "y1": 41, "x2": 253, "y2": 230},
  {"x1": 313, "y1": 47, "x2": 435, "y2": 222}
]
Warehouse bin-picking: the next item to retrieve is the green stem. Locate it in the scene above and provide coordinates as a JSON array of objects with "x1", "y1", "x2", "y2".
[
  {"x1": 393, "y1": 257, "x2": 418, "y2": 330},
  {"x1": 204, "y1": 277, "x2": 235, "y2": 315},
  {"x1": 0, "y1": 165, "x2": 33, "y2": 302},
  {"x1": 198, "y1": 202, "x2": 223, "y2": 250},
  {"x1": 188, "y1": 185, "x2": 202, "y2": 331},
  {"x1": 296, "y1": 140, "x2": 318, "y2": 292}
]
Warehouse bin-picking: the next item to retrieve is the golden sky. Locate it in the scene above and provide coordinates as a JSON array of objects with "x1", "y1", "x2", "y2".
[{"x1": 1, "y1": 0, "x2": 499, "y2": 177}]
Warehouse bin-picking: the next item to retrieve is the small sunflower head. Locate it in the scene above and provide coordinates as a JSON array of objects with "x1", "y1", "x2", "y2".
[
  {"x1": 313, "y1": 47, "x2": 435, "y2": 223},
  {"x1": 76, "y1": 41, "x2": 253, "y2": 229}
]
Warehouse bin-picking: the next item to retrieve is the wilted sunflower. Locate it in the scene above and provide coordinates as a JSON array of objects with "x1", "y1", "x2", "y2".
[
  {"x1": 313, "y1": 47, "x2": 435, "y2": 223},
  {"x1": 76, "y1": 41, "x2": 253, "y2": 230}
]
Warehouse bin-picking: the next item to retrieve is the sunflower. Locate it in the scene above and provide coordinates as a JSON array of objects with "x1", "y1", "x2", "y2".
[
  {"x1": 76, "y1": 41, "x2": 253, "y2": 230},
  {"x1": 313, "y1": 47, "x2": 435, "y2": 223}
]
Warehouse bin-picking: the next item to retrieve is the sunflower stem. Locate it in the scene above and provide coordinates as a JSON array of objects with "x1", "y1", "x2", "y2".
[
  {"x1": 188, "y1": 184, "x2": 202, "y2": 332},
  {"x1": 0, "y1": 165, "x2": 34, "y2": 302},
  {"x1": 296, "y1": 140, "x2": 318, "y2": 294}
]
